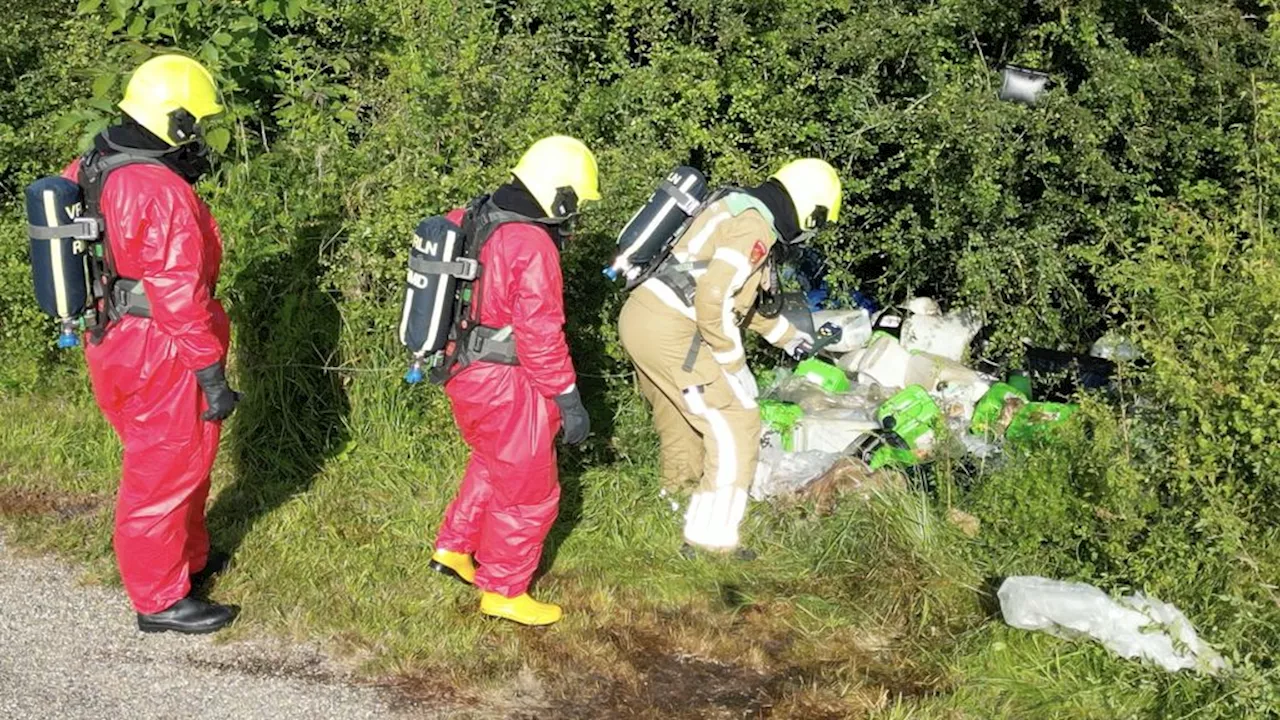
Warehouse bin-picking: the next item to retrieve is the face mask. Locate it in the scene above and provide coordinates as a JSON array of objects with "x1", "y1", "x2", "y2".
[{"x1": 165, "y1": 138, "x2": 213, "y2": 184}]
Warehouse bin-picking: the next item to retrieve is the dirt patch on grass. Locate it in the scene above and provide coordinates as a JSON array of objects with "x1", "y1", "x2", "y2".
[
  {"x1": 379, "y1": 669, "x2": 473, "y2": 714},
  {"x1": 511, "y1": 601, "x2": 944, "y2": 720},
  {"x1": 0, "y1": 485, "x2": 105, "y2": 520},
  {"x1": 386, "y1": 614, "x2": 941, "y2": 720},
  {"x1": 522, "y1": 627, "x2": 859, "y2": 719}
]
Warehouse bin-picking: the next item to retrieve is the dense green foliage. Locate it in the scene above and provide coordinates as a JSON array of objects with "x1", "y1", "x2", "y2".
[{"x1": 6, "y1": 0, "x2": 1280, "y2": 716}]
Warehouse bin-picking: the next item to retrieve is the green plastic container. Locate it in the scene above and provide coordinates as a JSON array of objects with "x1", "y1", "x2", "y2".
[
  {"x1": 1005, "y1": 402, "x2": 1079, "y2": 443},
  {"x1": 870, "y1": 385, "x2": 941, "y2": 468},
  {"x1": 795, "y1": 358, "x2": 851, "y2": 394},
  {"x1": 868, "y1": 443, "x2": 921, "y2": 470},
  {"x1": 759, "y1": 400, "x2": 805, "y2": 451},
  {"x1": 1007, "y1": 371, "x2": 1033, "y2": 399},
  {"x1": 970, "y1": 382, "x2": 1029, "y2": 436}
]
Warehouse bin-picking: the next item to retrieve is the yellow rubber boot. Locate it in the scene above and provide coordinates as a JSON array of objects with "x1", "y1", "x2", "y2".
[
  {"x1": 479, "y1": 592, "x2": 562, "y2": 626},
  {"x1": 429, "y1": 549, "x2": 476, "y2": 585}
]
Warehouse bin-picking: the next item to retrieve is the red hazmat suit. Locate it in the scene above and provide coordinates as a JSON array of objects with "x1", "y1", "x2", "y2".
[
  {"x1": 64, "y1": 158, "x2": 230, "y2": 615},
  {"x1": 434, "y1": 209, "x2": 575, "y2": 598}
]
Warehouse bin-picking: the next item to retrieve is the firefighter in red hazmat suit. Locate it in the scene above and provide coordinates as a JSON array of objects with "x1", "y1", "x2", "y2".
[
  {"x1": 428, "y1": 136, "x2": 599, "y2": 626},
  {"x1": 64, "y1": 55, "x2": 239, "y2": 634}
]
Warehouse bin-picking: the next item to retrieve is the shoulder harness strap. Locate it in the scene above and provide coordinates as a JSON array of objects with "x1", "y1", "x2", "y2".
[
  {"x1": 429, "y1": 197, "x2": 554, "y2": 384},
  {"x1": 77, "y1": 147, "x2": 168, "y2": 344}
]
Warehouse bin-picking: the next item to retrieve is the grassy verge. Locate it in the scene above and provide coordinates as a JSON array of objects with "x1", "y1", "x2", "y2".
[{"x1": 0, "y1": 384, "x2": 1271, "y2": 719}]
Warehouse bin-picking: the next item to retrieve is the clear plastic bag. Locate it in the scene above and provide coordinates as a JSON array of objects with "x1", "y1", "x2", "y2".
[
  {"x1": 998, "y1": 576, "x2": 1227, "y2": 674},
  {"x1": 750, "y1": 446, "x2": 842, "y2": 500},
  {"x1": 766, "y1": 371, "x2": 887, "y2": 414}
]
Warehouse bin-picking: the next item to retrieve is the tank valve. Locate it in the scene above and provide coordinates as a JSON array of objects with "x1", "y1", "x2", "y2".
[
  {"x1": 56, "y1": 319, "x2": 80, "y2": 349},
  {"x1": 404, "y1": 354, "x2": 428, "y2": 385}
]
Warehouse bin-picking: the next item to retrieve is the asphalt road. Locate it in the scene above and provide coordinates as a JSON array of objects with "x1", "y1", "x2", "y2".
[{"x1": 0, "y1": 532, "x2": 415, "y2": 720}]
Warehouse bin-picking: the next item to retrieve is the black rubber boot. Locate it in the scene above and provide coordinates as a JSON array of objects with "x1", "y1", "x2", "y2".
[
  {"x1": 137, "y1": 597, "x2": 238, "y2": 634},
  {"x1": 189, "y1": 551, "x2": 231, "y2": 588}
]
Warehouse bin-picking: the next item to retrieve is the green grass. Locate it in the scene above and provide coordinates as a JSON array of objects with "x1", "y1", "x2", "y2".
[{"x1": 0, "y1": 379, "x2": 1275, "y2": 719}]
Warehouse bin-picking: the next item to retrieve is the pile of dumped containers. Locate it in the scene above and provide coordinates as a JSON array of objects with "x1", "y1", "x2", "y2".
[{"x1": 751, "y1": 297, "x2": 1092, "y2": 500}]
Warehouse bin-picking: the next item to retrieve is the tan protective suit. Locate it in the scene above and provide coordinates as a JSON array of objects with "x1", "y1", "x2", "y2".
[{"x1": 619, "y1": 194, "x2": 800, "y2": 550}]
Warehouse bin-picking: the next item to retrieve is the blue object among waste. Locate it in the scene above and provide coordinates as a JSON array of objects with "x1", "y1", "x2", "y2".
[{"x1": 788, "y1": 246, "x2": 879, "y2": 313}]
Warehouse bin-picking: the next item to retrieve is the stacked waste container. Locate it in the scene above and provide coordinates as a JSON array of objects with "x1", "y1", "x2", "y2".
[{"x1": 753, "y1": 298, "x2": 1086, "y2": 498}]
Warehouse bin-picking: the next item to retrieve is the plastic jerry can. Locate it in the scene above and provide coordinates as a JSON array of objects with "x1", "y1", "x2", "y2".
[
  {"x1": 811, "y1": 308, "x2": 873, "y2": 353},
  {"x1": 1005, "y1": 402, "x2": 1079, "y2": 443},
  {"x1": 795, "y1": 357, "x2": 851, "y2": 394},
  {"x1": 970, "y1": 382, "x2": 1030, "y2": 436},
  {"x1": 900, "y1": 307, "x2": 983, "y2": 362},
  {"x1": 876, "y1": 385, "x2": 942, "y2": 454},
  {"x1": 759, "y1": 401, "x2": 805, "y2": 451},
  {"x1": 840, "y1": 334, "x2": 912, "y2": 388},
  {"x1": 871, "y1": 308, "x2": 905, "y2": 339},
  {"x1": 791, "y1": 416, "x2": 880, "y2": 454}
]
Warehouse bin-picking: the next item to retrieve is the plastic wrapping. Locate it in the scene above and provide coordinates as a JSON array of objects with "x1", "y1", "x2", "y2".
[
  {"x1": 1090, "y1": 333, "x2": 1141, "y2": 361},
  {"x1": 750, "y1": 446, "x2": 842, "y2": 500},
  {"x1": 998, "y1": 576, "x2": 1227, "y2": 674},
  {"x1": 766, "y1": 370, "x2": 887, "y2": 414}
]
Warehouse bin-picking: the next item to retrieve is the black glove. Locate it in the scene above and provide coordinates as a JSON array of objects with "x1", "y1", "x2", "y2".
[
  {"x1": 554, "y1": 387, "x2": 590, "y2": 445},
  {"x1": 195, "y1": 362, "x2": 240, "y2": 422}
]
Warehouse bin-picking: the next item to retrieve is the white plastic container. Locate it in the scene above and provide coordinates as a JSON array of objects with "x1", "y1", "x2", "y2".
[
  {"x1": 811, "y1": 308, "x2": 873, "y2": 353},
  {"x1": 840, "y1": 334, "x2": 913, "y2": 388},
  {"x1": 792, "y1": 417, "x2": 880, "y2": 454},
  {"x1": 900, "y1": 306, "x2": 983, "y2": 362}
]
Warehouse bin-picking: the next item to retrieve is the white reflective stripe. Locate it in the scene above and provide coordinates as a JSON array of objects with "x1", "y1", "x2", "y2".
[
  {"x1": 704, "y1": 407, "x2": 738, "y2": 489},
  {"x1": 398, "y1": 286, "x2": 416, "y2": 349},
  {"x1": 706, "y1": 486, "x2": 748, "y2": 546},
  {"x1": 710, "y1": 247, "x2": 752, "y2": 367},
  {"x1": 685, "y1": 491, "x2": 710, "y2": 543},
  {"x1": 680, "y1": 385, "x2": 708, "y2": 415},
  {"x1": 686, "y1": 212, "x2": 732, "y2": 255},
  {"x1": 686, "y1": 493, "x2": 746, "y2": 547},
  {"x1": 43, "y1": 190, "x2": 69, "y2": 318},
  {"x1": 721, "y1": 367, "x2": 757, "y2": 410},
  {"x1": 682, "y1": 407, "x2": 745, "y2": 548},
  {"x1": 629, "y1": 196, "x2": 679, "y2": 261},
  {"x1": 764, "y1": 315, "x2": 792, "y2": 344},
  {"x1": 638, "y1": 280, "x2": 696, "y2": 320},
  {"x1": 422, "y1": 228, "x2": 460, "y2": 352},
  {"x1": 719, "y1": 311, "x2": 745, "y2": 362},
  {"x1": 685, "y1": 487, "x2": 747, "y2": 549},
  {"x1": 711, "y1": 247, "x2": 751, "y2": 275},
  {"x1": 711, "y1": 346, "x2": 744, "y2": 365},
  {"x1": 559, "y1": 383, "x2": 577, "y2": 396}
]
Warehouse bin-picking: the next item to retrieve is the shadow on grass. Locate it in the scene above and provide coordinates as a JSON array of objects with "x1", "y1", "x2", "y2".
[
  {"x1": 537, "y1": 229, "x2": 625, "y2": 578},
  {"x1": 206, "y1": 212, "x2": 350, "y2": 562}
]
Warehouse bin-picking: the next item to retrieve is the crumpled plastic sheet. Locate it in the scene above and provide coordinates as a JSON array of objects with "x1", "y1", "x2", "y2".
[
  {"x1": 998, "y1": 576, "x2": 1228, "y2": 674},
  {"x1": 750, "y1": 445, "x2": 842, "y2": 500},
  {"x1": 959, "y1": 432, "x2": 1002, "y2": 460},
  {"x1": 766, "y1": 372, "x2": 887, "y2": 414}
]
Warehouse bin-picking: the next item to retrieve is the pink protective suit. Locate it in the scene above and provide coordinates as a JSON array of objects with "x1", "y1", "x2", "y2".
[
  {"x1": 434, "y1": 208, "x2": 576, "y2": 598},
  {"x1": 65, "y1": 157, "x2": 230, "y2": 614}
]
